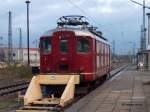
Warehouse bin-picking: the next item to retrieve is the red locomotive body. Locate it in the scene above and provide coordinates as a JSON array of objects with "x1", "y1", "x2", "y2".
[{"x1": 40, "y1": 16, "x2": 111, "y2": 83}]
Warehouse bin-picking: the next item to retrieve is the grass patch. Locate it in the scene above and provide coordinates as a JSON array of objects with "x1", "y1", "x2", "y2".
[
  {"x1": 0, "y1": 98, "x2": 22, "y2": 112},
  {"x1": 0, "y1": 65, "x2": 32, "y2": 79}
]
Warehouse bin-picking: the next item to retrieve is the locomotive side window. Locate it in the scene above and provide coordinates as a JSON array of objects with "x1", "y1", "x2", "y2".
[
  {"x1": 60, "y1": 39, "x2": 68, "y2": 53},
  {"x1": 77, "y1": 38, "x2": 90, "y2": 53},
  {"x1": 42, "y1": 39, "x2": 51, "y2": 54}
]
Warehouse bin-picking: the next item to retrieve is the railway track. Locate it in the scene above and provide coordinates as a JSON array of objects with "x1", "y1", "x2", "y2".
[
  {"x1": 64, "y1": 64, "x2": 130, "y2": 112},
  {"x1": 15, "y1": 64, "x2": 129, "y2": 112},
  {"x1": 64, "y1": 64, "x2": 129, "y2": 110},
  {"x1": 0, "y1": 81, "x2": 29, "y2": 96},
  {"x1": 0, "y1": 63, "x2": 125, "y2": 97},
  {"x1": 110, "y1": 64, "x2": 129, "y2": 78}
]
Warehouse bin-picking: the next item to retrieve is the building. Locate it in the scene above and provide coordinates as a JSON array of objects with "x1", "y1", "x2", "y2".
[{"x1": 0, "y1": 47, "x2": 40, "y2": 64}]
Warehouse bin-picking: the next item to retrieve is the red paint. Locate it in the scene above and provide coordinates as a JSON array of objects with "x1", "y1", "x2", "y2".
[{"x1": 40, "y1": 29, "x2": 111, "y2": 82}]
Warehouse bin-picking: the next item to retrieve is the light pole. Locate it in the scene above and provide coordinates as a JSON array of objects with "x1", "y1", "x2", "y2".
[
  {"x1": 35, "y1": 39, "x2": 38, "y2": 63},
  {"x1": 129, "y1": 41, "x2": 136, "y2": 62},
  {"x1": 112, "y1": 40, "x2": 115, "y2": 62},
  {"x1": 25, "y1": 0, "x2": 30, "y2": 66},
  {"x1": 33, "y1": 39, "x2": 38, "y2": 62}
]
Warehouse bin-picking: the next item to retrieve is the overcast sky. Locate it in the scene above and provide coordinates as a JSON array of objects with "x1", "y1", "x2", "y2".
[{"x1": 0, "y1": 0, "x2": 150, "y2": 54}]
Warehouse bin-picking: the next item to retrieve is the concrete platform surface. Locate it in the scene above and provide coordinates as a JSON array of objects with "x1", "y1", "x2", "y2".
[{"x1": 65, "y1": 65, "x2": 150, "y2": 112}]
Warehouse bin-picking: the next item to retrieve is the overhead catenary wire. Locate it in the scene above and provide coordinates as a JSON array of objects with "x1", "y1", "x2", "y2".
[
  {"x1": 66, "y1": 0, "x2": 114, "y2": 37},
  {"x1": 66, "y1": 0, "x2": 141, "y2": 55},
  {"x1": 66, "y1": 0, "x2": 142, "y2": 35},
  {"x1": 130, "y1": 0, "x2": 150, "y2": 9}
]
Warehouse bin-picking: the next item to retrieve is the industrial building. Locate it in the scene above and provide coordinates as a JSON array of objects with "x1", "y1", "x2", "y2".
[{"x1": 0, "y1": 47, "x2": 39, "y2": 64}]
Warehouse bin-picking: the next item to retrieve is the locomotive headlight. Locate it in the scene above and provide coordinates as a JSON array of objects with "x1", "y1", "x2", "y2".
[
  {"x1": 60, "y1": 57, "x2": 67, "y2": 61},
  {"x1": 46, "y1": 68, "x2": 51, "y2": 72},
  {"x1": 79, "y1": 67, "x2": 85, "y2": 73}
]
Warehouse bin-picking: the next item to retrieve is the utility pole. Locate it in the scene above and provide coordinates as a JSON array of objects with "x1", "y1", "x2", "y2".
[
  {"x1": 143, "y1": 0, "x2": 146, "y2": 50},
  {"x1": 0, "y1": 36, "x2": 3, "y2": 47},
  {"x1": 19, "y1": 28, "x2": 23, "y2": 61},
  {"x1": 25, "y1": 0, "x2": 31, "y2": 66},
  {"x1": 129, "y1": 42, "x2": 136, "y2": 62},
  {"x1": 35, "y1": 39, "x2": 38, "y2": 62},
  {"x1": 112, "y1": 40, "x2": 115, "y2": 61},
  {"x1": 131, "y1": 42, "x2": 136, "y2": 57},
  {"x1": 133, "y1": 42, "x2": 136, "y2": 56},
  {"x1": 19, "y1": 28, "x2": 22, "y2": 50},
  {"x1": 8, "y1": 11, "x2": 12, "y2": 63}
]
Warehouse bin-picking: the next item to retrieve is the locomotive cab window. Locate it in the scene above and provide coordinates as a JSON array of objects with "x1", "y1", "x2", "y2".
[
  {"x1": 77, "y1": 38, "x2": 90, "y2": 53},
  {"x1": 41, "y1": 38, "x2": 51, "y2": 54},
  {"x1": 60, "y1": 39, "x2": 68, "y2": 53}
]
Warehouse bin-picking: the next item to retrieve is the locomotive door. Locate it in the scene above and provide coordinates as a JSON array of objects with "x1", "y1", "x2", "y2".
[{"x1": 53, "y1": 33, "x2": 73, "y2": 73}]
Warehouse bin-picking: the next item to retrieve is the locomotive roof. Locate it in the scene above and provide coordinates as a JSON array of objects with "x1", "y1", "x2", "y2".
[{"x1": 42, "y1": 27, "x2": 109, "y2": 45}]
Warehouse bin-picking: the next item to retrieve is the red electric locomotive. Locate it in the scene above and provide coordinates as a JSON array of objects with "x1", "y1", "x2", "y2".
[
  {"x1": 23, "y1": 16, "x2": 111, "y2": 108},
  {"x1": 40, "y1": 16, "x2": 111, "y2": 83}
]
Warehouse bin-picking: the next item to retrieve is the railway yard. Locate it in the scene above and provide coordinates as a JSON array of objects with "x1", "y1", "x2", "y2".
[
  {"x1": 1, "y1": 1, "x2": 150, "y2": 112},
  {"x1": 0, "y1": 14, "x2": 137, "y2": 112}
]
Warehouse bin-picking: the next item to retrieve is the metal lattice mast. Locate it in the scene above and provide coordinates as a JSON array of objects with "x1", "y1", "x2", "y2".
[
  {"x1": 8, "y1": 11, "x2": 12, "y2": 62},
  {"x1": 113, "y1": 40, "x2": 115, "y2": 59},
  {"x1": 19, "y1": 28, "x2": 23, "y2": 61}
]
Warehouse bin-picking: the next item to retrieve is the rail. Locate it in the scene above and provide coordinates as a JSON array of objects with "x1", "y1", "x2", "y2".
[{"x1": 0, "y1": 81, "x2": 29, "y2": 96}]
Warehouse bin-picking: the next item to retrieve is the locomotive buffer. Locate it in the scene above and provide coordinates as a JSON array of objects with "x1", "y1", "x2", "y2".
[{"x1": 16, "y1": 75, "x2": 80, "y2": 112}]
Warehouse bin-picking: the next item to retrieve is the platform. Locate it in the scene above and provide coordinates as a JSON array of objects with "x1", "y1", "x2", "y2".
[{"x1": 65, "y1": 65, "x2": 150, "y2": 112}]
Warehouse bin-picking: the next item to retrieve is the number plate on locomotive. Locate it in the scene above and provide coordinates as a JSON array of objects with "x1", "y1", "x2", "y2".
[{"x1": 51, "y1": 75, "x2": 56, "y2": 80}]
